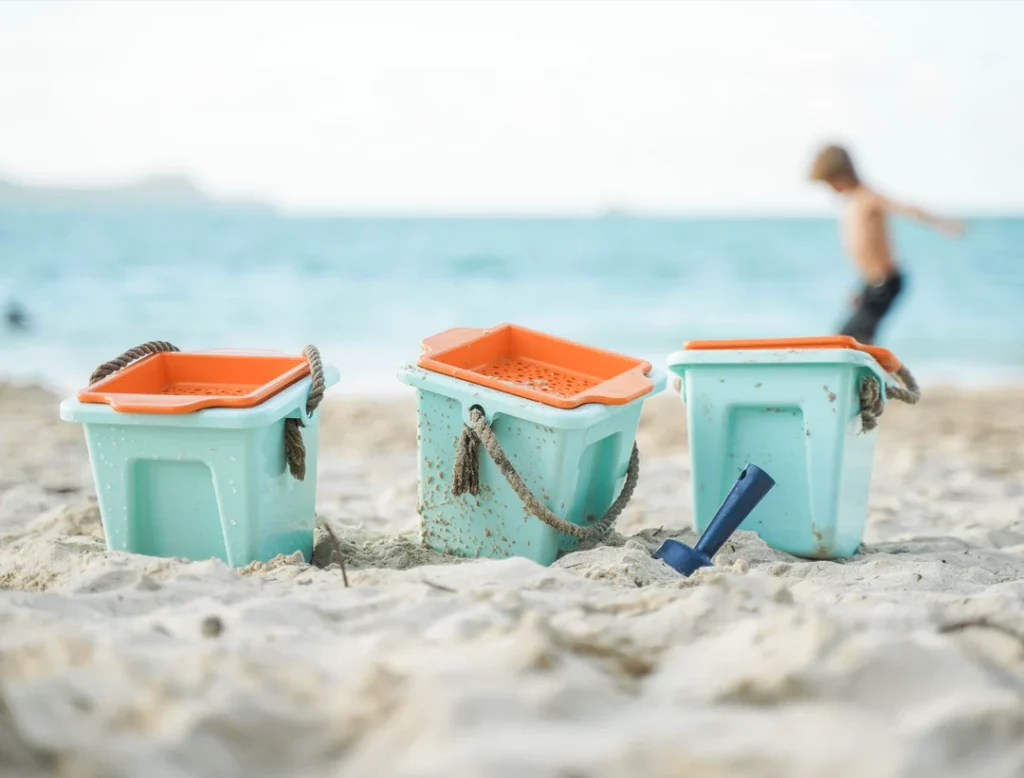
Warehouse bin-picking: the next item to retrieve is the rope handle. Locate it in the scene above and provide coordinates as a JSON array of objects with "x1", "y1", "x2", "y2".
[
  {"x1": 89, "y1": 341, "x2": 181, "y2": 385},
  {"x1": 859, "y1": 363, "x2": 920, "y2": 432},
  {"x1": 88, "y1": 342, "x2": 325, "y2": 481},
  {"x1": 451, "y1": 407, "x2": 639, "y2": 542},
  {"x1": 284, "y1": 345, "x2": 325, "y2": 481}
]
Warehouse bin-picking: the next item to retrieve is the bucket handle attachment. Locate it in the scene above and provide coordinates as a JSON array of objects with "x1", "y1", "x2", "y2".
[
  {"x1": 88, "y1": 341, "x2": 325, "y2": 481},
  {"x1": 451, "y1": 406, "x2": 639, "y2": 542},
  {"x1": 859, "y1": 362, "x2": 920, "y2": 432}
]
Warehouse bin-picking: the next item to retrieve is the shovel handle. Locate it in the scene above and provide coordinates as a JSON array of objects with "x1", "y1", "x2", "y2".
[{"x1": 694, "y1": 464, "x2": 776, "y2": 559}]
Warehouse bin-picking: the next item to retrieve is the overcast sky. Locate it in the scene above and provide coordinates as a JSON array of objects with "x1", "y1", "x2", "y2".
[{"x1": 1, "y1": 0, "x2": 1021, "y2": 214}]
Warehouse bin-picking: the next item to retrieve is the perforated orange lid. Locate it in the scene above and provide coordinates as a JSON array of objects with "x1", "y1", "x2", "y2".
[
  {"x1": 77, "y1": 352, "x2": 311, "y2": 414},
  {"x1": 418, "y1": 325, "x2": 654, "y2": 409},
  {"x1": 683, "y1": 336, "x2": 902, "y2": 373}
]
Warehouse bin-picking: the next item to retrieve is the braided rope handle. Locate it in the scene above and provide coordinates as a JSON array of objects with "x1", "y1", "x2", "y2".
[
  {"x1": 451, "y1": 407, "x2": 639, "y2": 542},
  {"x1": 284, "y1": 345, "x2": 326, "y2": 481},
  {"x1": 90, "y1": 341, "x2": 180, "y2": 385},
  {"x1": 859, "y1": 364, "x2": 920, "y2": 432}
]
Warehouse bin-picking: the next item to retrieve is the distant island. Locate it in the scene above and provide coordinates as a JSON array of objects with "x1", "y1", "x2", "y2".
[{"x1": 0, "y1": 175, "x2": 273, "y2": 212}]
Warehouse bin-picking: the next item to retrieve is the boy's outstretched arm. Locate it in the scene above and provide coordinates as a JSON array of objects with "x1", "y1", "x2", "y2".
[{"x1": 877, "y1": 194, "x2": 965, "y2": 237}]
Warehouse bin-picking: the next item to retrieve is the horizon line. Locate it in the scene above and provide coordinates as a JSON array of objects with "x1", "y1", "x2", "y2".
[
  {"x1": 276, "y1": 207, "x2": 1024, "y2": 220},
  {"x1": 3, "y1": 204, "x2": 1024, "y2": 220},
  {"x1": 2, "y1": 173, "x2": 1023, "y2": 219}
]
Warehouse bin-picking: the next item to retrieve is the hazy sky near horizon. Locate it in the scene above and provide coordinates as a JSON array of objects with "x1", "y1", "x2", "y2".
[{"x1": 1, "y1": 0, "x2": 1022, "y2": 214}]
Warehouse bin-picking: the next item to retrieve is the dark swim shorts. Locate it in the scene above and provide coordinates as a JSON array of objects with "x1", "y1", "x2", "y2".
[{"x1": 839, "y1": 271, "x2": 905, "y2": 345}]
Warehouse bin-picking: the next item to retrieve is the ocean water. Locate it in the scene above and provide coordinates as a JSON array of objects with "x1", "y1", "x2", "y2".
[{"x1": 1, "y1": 209, "x2": 1022, "y2": 394}]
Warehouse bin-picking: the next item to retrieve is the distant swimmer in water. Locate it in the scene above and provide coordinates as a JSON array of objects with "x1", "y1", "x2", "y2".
[{"x1": 4, "y1": 301, "x2": 30, "y2": 332}]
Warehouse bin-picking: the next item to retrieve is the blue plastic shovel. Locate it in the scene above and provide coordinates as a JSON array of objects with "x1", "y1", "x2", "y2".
[{"x1": 654, "y1": 464, "x2": 775, "y2": 576}]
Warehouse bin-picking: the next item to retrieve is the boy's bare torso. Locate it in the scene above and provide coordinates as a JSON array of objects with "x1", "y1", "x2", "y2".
[{"x1": 842, "y1": 188, "x2": 898, "y2": 285}]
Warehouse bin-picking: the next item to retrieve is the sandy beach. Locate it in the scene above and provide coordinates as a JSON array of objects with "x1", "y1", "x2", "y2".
[{"x1": 2, "y1": 382, "x2": 1024, "y2": 778}]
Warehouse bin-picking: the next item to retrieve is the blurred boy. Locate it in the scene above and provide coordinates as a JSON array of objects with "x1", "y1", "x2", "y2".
[{"x1": 809, "y1": 144, "x2": 963, "y2": 345}]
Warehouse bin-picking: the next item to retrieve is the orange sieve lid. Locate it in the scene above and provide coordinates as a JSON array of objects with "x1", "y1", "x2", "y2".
[
  {"x1": 418, "y1": 324, "x2": 654, "y2": 409},
  {"x1": 683, "y1": 336, "x2": 902, "y2": 373},
  {"x1": 77, "y1": 352, "x2": 311, "y2": 414}
]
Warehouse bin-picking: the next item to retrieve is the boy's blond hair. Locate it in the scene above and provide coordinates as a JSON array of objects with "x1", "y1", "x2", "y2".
[{"x1": 809, "y1": 145, "x2": 859, "y2": 185}]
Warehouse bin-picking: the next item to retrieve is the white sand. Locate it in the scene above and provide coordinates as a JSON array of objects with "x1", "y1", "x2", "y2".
[{"x1": 2, "y1": 384, "x2": 1024, "y2": 778}]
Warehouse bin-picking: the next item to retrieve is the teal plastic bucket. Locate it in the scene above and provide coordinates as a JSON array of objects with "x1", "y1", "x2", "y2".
[
  {"x1": 397, "y1": 364, "x2": 665, "y2": 565},
  {"x1": 60, "y1": 367, "x2": 339, "y2": 566},
  {"x1": 667, "y1": 345, "x2": 894, "y2": 559}
]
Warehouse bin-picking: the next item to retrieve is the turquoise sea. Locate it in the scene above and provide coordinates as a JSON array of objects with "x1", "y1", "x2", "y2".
[{"x1": 1, "y1": 210, "x2": 1022, "y2": 394}]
